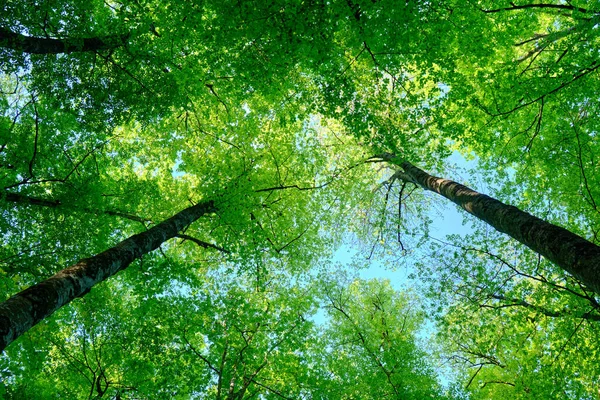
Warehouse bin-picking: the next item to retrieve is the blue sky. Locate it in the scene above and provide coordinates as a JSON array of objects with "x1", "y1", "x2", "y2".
[{"x1": 335, "y1": 150, "x2": 478, "y2": 290}]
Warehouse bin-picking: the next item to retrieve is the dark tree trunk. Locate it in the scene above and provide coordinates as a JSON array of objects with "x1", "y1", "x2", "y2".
[
  {"x1": 379, "y1": 154, "x2": 600, "y2": 295},
  {"x1": 0, "y1": 200, "x2": 216, "y2": 352},
  {"x1": 0, "y1": 27, "x2": 128, "y2": 54}
]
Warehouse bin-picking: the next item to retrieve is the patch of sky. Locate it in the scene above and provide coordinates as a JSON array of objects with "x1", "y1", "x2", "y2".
[
  {"x1": 242, "y1": 102, "x2": 251, "y2": 116},
  {"x1": 437, "y1": 82, "x2": 450, "y2": 99},
  {"x1": 309, "y1": 149, "x2": 483, "y2": 388},
  {"x1": 171, "y1": 149, "x2": 185, "y2": 178},
  {"x1": 328, "y1": 150, "x2": 477, "y2": 292}
]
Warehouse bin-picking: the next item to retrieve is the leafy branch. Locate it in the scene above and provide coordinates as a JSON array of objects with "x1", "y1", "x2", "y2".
[{"x1": 482, "y1": 3, "x2": 596, "y2": 15}]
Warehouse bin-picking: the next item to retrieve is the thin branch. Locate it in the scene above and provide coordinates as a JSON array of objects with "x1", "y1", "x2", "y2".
[
  {"x1": 256, "y1": 156, "x2": 376, "y2": 194},
  {"x1": 185, "y1": 101, "x2": 241, "y2": 150},
  {"x1": 465, "y1": 364, "x2": 484, "y2": 389},
  {"x1": 3, "y1": 191, "x2": 152, "y2": 226},
  {"x1": 525, "y1": 97, "x2": 544, "y2": 152},
  {"x1": 275, "y1": 224, "x2": 311, "y2": 253},
  {"x1": 205, "y1": 84, "x2": 230, "y2": 114},
  {"x1": 28, "y1": 94, "x2": 40, "y2": 179},
  {"x1": 488, "y1": 62, "x2": 600, "y2": 117},
  {"x1": 327, "y1": 293, "x2": 401, "y2": 396},
  {"x1": 482, "y1": 3, "x2": 593, "y2": 14},
  {"x1": 429, "y1": 237, "x2": 600, "y2": 308},
  {"x1": 182, "y1": 331, "x2": 221, "y2": 375},
  {"x1": 102, "y1": 210, "x2": 151, "y2": 225},
  {"x1": 550, "y1": 317, "x2": 586, "y2": 366},
  {"x1": 248, "y1": 378, "x2": 293, "y2": 400},
  {"x1": 175, "y1": 234, "x2": 230, "y2": 254},
  {"x1": 573, "y1": 123, "x2": 598, "y2": 213},
  {"x1": 480, "y1": 380, "x2": 515, "y2": 388},
  {"x1": 4, "y1": 142, "x2": 106, "y2": 189},
  {"x1": 487, "y1": 294, "x2": 600, "y2": 321},
  {"x1": 95, "y1": 52, "x2": 151, "y2": 94},
  {"x1": 255, "y1": 183, "x2": 328, "y2": 193},
  {"x1": 3, "y1": 192, "x2": 61, "y2": 207},
  {"x1": 217, "y1": 339, "x2": 228, "y2": 400},
  {"x1": 514, "y1": 33, "x2": 550, "y2": 47}
]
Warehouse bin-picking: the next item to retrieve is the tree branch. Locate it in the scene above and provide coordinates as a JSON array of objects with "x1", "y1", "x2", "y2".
[
  {"x1": 482, "y1": 3, "x2": 593, "y2": 14},
  {"x1": 3, "y1": 191, "x2": 152, "y2": 226},
  {"x1": 487, "y1": 293, "x2": 600, "y2": 321},
  {"x1": 175, "y1": 234, "x2": 230, "y2": 254},
  {"x1": 0, "y1": 26, "x2": 129, "y2": 54}
]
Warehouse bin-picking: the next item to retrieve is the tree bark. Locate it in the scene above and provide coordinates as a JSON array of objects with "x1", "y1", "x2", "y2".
[
  {"x1": 0, "y1": 199, "x2": 216, "y2": 352},
  {"x1": 378, "y1": 154, "x2": 600, "y2": 295},
  {"x1": 0, "y1": 27, "x2": 128, "y2": 54}
]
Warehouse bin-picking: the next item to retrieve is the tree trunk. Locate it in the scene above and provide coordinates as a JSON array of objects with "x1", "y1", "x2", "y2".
[
  {"x1": 0, "y1": 27, "x2": 128, "y2": 54},
  {"x1": 0, "y1": 199, "x2": 216, "y2": 352},
  {"x1": 379, "y1": 154, "x2": 600, "y2": 295}
]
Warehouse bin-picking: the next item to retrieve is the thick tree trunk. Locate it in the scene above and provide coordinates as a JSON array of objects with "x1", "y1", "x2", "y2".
[
  {"x1": 0, "y1": 199, "x2": 216, "y2": 352},
  {"x1": 0, "y1": 27, "x2": 128, "y2": 54},
  {"x1": 380, "y1": 155, "x2": 600, "y2": 295}
]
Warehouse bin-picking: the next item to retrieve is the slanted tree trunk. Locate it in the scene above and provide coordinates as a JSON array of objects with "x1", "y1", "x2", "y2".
[
  {"x1": 376, "y1": 154, "x2": 600, "y2": 295},
  {"x1": 0, "y1": 27, "x2": 128, "y2": 54},
  {"x1": 0, "y1": 199, "x2": 216, "y2": 352}
]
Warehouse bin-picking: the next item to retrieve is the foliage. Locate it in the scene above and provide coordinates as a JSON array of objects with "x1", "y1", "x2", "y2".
[
  {"x1": 2, "y1": 0, "x2": 600, "y2": 398},
  {"x1": 317, "y1": 277, "x2": 451, "y2": 399}
]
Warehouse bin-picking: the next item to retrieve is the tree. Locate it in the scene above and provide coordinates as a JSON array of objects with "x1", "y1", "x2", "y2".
[
  {"x1": 431, "y1": 0, "x2": 600, "y2": 242},
  {"x1": 0, "y1": 81, "x2": 379, "y2": 358},
  {"x1": 0, "y1": 198, "x2": 216, "y2": 352},
  {"x1": 372, "y1": 154, "x2": 600, "y2": 294},
  {"x1": 317, "y1": 276, "x2": 451, "y2": 399},
  {"x1": 418, "y1": 225, "x2": 600, "y2": 399},
  {"x1": 2, "y1": 0, "x2": 600, "y2": 397},
  {"x1": 1, "y1": 265, "x2": 451, "y2": 398}
]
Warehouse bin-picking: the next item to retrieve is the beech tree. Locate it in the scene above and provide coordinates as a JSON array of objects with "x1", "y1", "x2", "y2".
[
  {"x1": 0, "y1": 198, "x2": 216, "y2": 352},
  {"x1": 2, "y1": 0, "x2": 600, "y2": 398},
  {"x1": 317, "y1": 277, "x2": 450, "y2": 399},
  {"x1": 372, "y1": 154, "x2": 600, "y2": 295}
]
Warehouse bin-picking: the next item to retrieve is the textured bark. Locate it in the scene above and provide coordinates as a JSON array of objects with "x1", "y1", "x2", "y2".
[
  {"x1": 0, "y1": 200, "x2": 216, "y2": 352},
  {"x1": 0, "y1": 27, "x2": 128, "y2": 54},
  {"x1": 381, "y1": 155, "x2": 600, "y2": 294}
]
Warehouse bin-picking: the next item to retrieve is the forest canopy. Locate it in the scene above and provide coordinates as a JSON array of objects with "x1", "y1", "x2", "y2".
[{"x1": 1, "y1": 0, "x2": 600, "y2": 398}]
